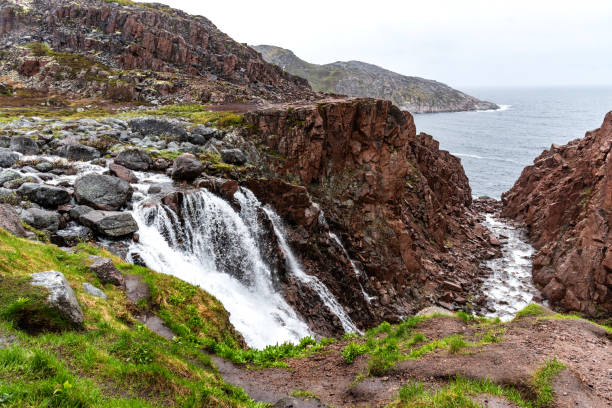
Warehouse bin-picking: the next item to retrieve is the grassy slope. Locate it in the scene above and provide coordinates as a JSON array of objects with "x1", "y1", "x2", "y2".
[{"x1": 0, "y1": 228, "x2": 262, "y2": 407}]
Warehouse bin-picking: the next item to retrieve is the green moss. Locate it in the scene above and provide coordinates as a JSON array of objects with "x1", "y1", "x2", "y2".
[
  {"x1": 121, "y1": 105, "x2": 244, "y2": 128},
  {"x1": 515, "y1": 304, "x2": 547, "y2": 319},
  {"x1": 290, "y1": 390, "x2": 318, "y2": 400}
]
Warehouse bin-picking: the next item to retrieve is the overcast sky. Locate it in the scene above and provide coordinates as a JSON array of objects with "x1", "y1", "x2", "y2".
[{"x1": 139, "y1": 0, "x2": 612, "y2": 88}]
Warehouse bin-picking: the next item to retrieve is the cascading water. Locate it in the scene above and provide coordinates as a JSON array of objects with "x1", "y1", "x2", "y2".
[
  {"x1": 128, "y1": 185, "x2": 359, "y2": 347},
  {"x1": 262, "y1": 205, "x2": 360, "y2": 334},
  {"x1": 128, "y1": 188, "x2": 312, "y2": 349},
  {"x1": 481, "y1": 214, "x2": 543, "y2": 320},
  {"x1": 329, "y1": 232, "x2": 375, "y2": 304}
]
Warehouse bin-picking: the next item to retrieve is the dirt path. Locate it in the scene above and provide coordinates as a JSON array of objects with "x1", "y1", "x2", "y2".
[{"x1": 213, "y1": 315, "x2": 612, "y2": 407}]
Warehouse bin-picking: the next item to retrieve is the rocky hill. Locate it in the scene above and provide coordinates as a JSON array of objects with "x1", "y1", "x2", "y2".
[
  {"x1": 0, "y1": 0, "x2": 315, "y2": 105},
  {"x1": 253, "y1": 45, "x2": 499, "y2": 113},
  {"x1": 502, "y1": 111, "x2": 612, "y2": 318}
]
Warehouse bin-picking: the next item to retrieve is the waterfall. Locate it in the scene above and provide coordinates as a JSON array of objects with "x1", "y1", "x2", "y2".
[
  {"x1": 129, "y1": 186, "x2": 359, "y2": 347},
  {"x1": 129, "y1": 189, "x2": 312, "y2": 349},
  {"x1": 329, "y1": 232, "x2": 375, "y2": 304}
]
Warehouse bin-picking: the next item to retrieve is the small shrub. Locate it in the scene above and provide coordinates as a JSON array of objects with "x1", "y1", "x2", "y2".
[
  {"x1": 342, "y1": 342, "x2": 368, "y2": 364},
  {"x1": 456, "y1": 311, "x2": 476, "y2": 323},
  {"x1": 367, "y1": 342, "x2": 400, "y2": 376},
  {"x1": 448, "y1": 335, "x2": 468, "y2": 354}
]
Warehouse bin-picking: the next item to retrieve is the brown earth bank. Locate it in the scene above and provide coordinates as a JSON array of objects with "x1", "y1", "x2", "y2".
[
  {"x1": 502, "y1": 112, "x2": 612, "y2": 318},
  {"x1": 243, "y1": 98, "x2": 501, "y2": 333},
  {"x1": 213, "y1": 311, "x2": 612, "y2": 408},
  {"x1": 0, "y1": 0, "x2": 317, "y2": 105}
]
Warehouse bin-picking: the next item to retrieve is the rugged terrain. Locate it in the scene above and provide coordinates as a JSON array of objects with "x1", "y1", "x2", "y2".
[
  {"x1": 502, "y1": 112, "x2": 612, "y2": 318},
  {"x1": 253, "y1": 45, "x2": 498, "y2": 113}
]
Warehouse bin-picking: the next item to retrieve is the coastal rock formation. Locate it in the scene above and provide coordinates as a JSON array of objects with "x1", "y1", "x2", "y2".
[
  {"x1": 246, "y1": 98, "x2": 496, "y2": 324},
  {"x1": 253, "y1": 45, "x2": 498, "y2": 113},
  {"x1": 502, "y1": 112, "x2": 612, "y2": 316}
]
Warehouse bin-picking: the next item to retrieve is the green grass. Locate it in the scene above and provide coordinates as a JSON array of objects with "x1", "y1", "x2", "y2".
[
  {"x1": 122, "y1": 105, "x2": 244, "y2": 128},
  {"x1": 0, "y1": 228, "x2": 263, "y2": 407},
  {"x1": 532, "y1": 358, "x2": 566, "y2": 407},
  {"x1": 290, "y1": 390, "x2": 318, "y2": 400},
  {"x1": 515, "y1": 304, "x2": 547, "y2": 319}
]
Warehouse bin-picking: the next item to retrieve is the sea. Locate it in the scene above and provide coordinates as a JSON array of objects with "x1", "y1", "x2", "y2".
[{"x1": 413, "y1": 86, "x2": 612, "y2": 199}]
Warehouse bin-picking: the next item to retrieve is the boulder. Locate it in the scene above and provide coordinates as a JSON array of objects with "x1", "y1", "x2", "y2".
[
  {"x1": 114, "y1": 148, "x2": 153, "y2": 171},
  {"x1": 35, "y1": 161, "x2": 53, "y2": 173},
  {"x1": 69, "y1": 205, "x2": 93, "y2": 221},
  {"x1": 109, "y1": 163, "x2": 138, "y2": 183},
  {"x1": 0, "y1": 204, "x2": 27, "y2": 236},
  {"x1": 59, "y1": 143, "x2": 100, "y2": 162},
  {"x1": 21, "y1": 208, "x2": 60, "y2": 233},
  {"x1": 82, "y1": 283, "x2": 107, "y2": 300},
  {"x1": 129, "y1": 117, "x2": 189, "y2": 140},
  {"x1": 74, "y1": 174, "x2": 132, "y2": 210},
  {"x1": 17, "y1": 183, "x2": 71, "y2": 208},
  {"x1": 0, "y1": 170, "x2": 20, "y2": 186},
  {"x1": 89, "y1": 257, "x2": 125, "y2": 287},
  {"x1": 196, "y1": 175, "x2": 239, "y2": 201},
  {"x1": 30, "y1": 271, "x2": 83, "y2": 326},
  {"x1": 79, "y1": 210, "x2": 138, "y2": 238},
  {"x1": 50, "y1": 225, "x2": 93, "y2": 247},
  {"x1": 221, "y1": 148, "x2": 247, "y2": 165},
  {"x1": 9, "y1": 136, "x2": 38, "y2": 155},
  {"x1": 0, "y1": 148, "x2": 19, "y2": 168},
  {"x1": 171, "y1": 153, "x2": 204, "y2": 181}
]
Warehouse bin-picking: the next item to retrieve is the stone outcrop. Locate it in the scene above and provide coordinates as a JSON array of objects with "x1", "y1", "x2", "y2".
[
  {"x1": 0, "y1": 204, "x2": 27, "y2": 236},
  {"x1": 79, "y1": 209, "x2": 138, "y2": 238},
  {"x1": 74, "y1": 174, "x2": 132, "y2": 211},
  {"x1": 502, "y1": 112, "x2": 612, "y2": 316},
  {"x1": 245, "y1": 98, "x2": 495, "y2": 326},
  {"x1": 30, "y1": 270, "x2": 83, "y2": 326}
]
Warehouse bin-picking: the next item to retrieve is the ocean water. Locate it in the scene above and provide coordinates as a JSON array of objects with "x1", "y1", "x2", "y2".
[{"x1": 413, "y1": 86, "x2": 612, "y2": 198}]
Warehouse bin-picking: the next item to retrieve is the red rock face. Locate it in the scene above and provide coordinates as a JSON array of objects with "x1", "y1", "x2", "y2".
[
  {"x1": 502, "y1": 112, "x2": 612, "y2": 316},
  {"x1": 245, "y1": 98, "x2": 496, "y2": 325}
]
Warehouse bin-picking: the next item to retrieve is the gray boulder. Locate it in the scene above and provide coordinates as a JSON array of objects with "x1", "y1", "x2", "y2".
[
  {"x1": 74, "y1": 174, "x2": 132, "y2": 211},
  {"x1": 59, "y1": 143, "x2": 100, "y2": 162},
  {"x1": 171, "y1": 153, "x2": 204, "y2": 181},
  {"x1": 50, "y1": 225, "x2": 92, "y2": 247},
  {"x1": 69, "y1": 205, "x2": 93, "y2": 221},
  {"x1": 0, "y1": 169, "x2": 20, "y2": 186},
  {"x1": 114, "y1": 148, "x2": 152, "y2": 171},
  {"x1": 35, "y1": 161, "x2": 53, "y2": 173},
  {"x1": 221, "y1": 148, "x2": 247, "y2": 165},
  {"x1": 89, "y1": 257, "x2": 125, "y2": 287},
  {"x1": 0, "y1": 204, "x2": 27, "y2": 236},
  {"x1": 79, "y1": 210, "x2": 138, "y2": 238},
  {"x1": 0, "y1": 148, "x2": 19, "y2": 168},
  {"x1": 129, "y1": 117, "x2": 188, "y2": 140},
  {"x1": 30, "y1": 271, "x2": 83, "y2": 326},
  {"x1": 17, "y1": 183, "x2": 71, "y2": 208},
  {"x1": 10, "y1": 136, "x2": 38, "y2": 155},
  {"x1": 82, "y1": 283, "x2": 107, "y2": 300},
  {"x1": 21, "y1": 207, "x2": 60, "y2": 233}
]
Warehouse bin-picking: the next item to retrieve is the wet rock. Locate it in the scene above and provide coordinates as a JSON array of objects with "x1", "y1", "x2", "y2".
[
  {"x1": 82, "y1": 283, "x2": 106, "y2": 300},
  {"x1": 74, "y1": 174, "x2": 132, "y2": 211},
  {"x1": 0, "y1": 148, "x2": 19, "y2": 168},
  {"x1": 21, "y1": 207, "x2": 60, "y2": 233},
  {"x1": 171, "y1": 153, "x2": 204, "y2": 181},
  {"x1": 35, "y1": 161, "x2": 53, "y2": 173},
  {"x1": 0, "y1": 204, "x2": 27, "y2": 236},
  {"x1": 0, "y1": 169, "x2": 20, "y2": 186},
  {"x1": 59, "y1": 143, "x2": 100, "y2": 161},
  {"x1": 114, "y1": 148, "x2": 153, "y2": 171},
  {"x1": 89, "y1": 257, "x2": 125, "y2": 287},
  {"x1": 152, "y1": 158, "x2": 171, "y2": 171},
  {"x1": 195, "y1": 175, "x2": 238, "y2": 201},
  {"x1": 69, "y1": 205, "x2": 93, "y2": 221},
  {"x1": 79, "y1": 210, "x2": 138, "y2": 238},
  {"x1": 30, "y1": 271, "x2": 83, "y2": 326},
  {"x1": 109, "y1": 163, "x2": 138, "y2": 183},
  {"x1": 17, "y1": 183, "x2": 71, "y2": 208},
  {"x1": 50, "y1": 225, "x2": 92, "y2": 247},
  {"x1": 9, "y1": 136, "x2": 38, "y2": 155},
  {"x1": 221, "y1": 148, "x2": 247, "y2": 165}
]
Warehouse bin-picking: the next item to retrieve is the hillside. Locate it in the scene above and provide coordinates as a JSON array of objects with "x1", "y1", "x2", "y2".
[{"x1": 253, "y1": 45, "x2": 498, "y2": 113}]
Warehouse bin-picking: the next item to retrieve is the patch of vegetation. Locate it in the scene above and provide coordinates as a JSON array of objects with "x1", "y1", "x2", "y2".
[
  {"x1": 211, "y1": 336, "x2": 335, "y2": 368},
  {"x1": 515, "y1": 304, "x2": 547, "y2": 319},
  {"x1": 124, "y1": 105, "x2": 244, "y2": 128},
  {"x1": 531, "y1": 358, "x2": 566, "y2": 407},
  {"x1": 290, "y1": 389, "x2": 318, "y2": 400},
  {"x1": 0, "y1": 229, "x2": 263, "y2": 407},
  {"x1": 342, "y1": 341, "x2": 369, "y2": 363}
]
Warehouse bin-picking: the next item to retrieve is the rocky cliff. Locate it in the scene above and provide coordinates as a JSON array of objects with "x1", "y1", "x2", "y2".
[
  {"x1": 0, "y1": 0, "x2": 314, "y2": 104},
  {"x1": 245, "y1": 98, "x2": 498, "y2": 325},
  {"x1": 502, "y1": 112, "x2": 612, "y2": 317},
  {"x1": 253, "y1": 45, "x2": 498, "y2": 113}
]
